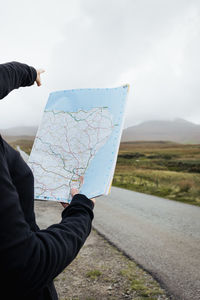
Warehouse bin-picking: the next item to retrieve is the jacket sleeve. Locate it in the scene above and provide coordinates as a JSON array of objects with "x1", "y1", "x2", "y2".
[
  {"x1": 0, "y1": 61, "x2": 37, "y2": 100},
  {"x1": 0, "y1": 141, "x2": 94, "y2": 296}
]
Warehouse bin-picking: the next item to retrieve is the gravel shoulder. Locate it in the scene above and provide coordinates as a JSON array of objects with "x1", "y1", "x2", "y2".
[{"x1": 35, "y1": 200, "x2": 170, "y2": 300}]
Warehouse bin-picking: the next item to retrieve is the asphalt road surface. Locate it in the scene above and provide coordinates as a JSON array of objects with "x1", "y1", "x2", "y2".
[{"x1": 93, "y1": 187, "x2": 200, "y2": 300}]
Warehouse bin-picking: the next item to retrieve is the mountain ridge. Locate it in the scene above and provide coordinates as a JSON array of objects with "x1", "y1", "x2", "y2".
[
  {"x1": 0, "y1": 126, "x2": 38, "y2": 137},
  {"x1": 121, "y1": 119, "x2": 200, "y2": 144},
  {"x1": 1, "y1": 119, "x2": 200, "y2": 144}
]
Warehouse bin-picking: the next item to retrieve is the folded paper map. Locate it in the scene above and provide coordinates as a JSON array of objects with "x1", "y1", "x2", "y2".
[{"x1": 28, "y1": 85, "x2": 129, "y2": 202}]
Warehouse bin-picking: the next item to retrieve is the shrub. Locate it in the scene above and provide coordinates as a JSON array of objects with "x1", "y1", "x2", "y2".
[{"x1": 178, "y1": 180, "x2": 193, "y2": 193}]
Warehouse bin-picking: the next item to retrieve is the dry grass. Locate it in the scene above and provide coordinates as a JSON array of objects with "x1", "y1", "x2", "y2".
[
  {"x1": 113, "y1": 142, "x2": 200, "y2": 206},
  {"x1": 11, "y1": 138, "x2": 200, "y2": 206}
]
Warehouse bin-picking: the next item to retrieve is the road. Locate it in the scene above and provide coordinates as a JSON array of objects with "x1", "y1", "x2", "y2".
[
  {"x1": 93, "y1": 187, "x2": 200, "y2": 300},
  {"x1": 18, "y1": 147, "x2": 200, "y2": 299}
]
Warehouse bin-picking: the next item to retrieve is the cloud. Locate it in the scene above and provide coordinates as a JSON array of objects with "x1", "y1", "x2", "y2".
[{"x1": 0, "y1": 0, "x2": 200, "y2": 129}]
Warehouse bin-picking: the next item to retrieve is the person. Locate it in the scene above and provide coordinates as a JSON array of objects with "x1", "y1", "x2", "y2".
[{"x1": 0, "y1": 62, "x2": 95, "y2": 300}]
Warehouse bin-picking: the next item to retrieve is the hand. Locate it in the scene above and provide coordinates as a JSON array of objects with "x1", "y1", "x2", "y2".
[
  {"x1": 36, "y1": 69, "x2": 45, "y2": 86},
  {"x1": 60, "y1": 188, "x2": 96, "y2": 208},
  {"x1": 60, "y1": 188, "x2": 77, "y2": 208},
  {"x1": 61, "y1": 202, "x2": 69, "y2": 209},
  {"x1": 71, "y1": 188, "x2": 96, "y2": 205}
]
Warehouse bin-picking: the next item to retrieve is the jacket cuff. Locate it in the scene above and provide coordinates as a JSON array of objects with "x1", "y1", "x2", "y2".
[
  {"x1": 27, "y1": 66, "x2": 37, "y2": 86},
  {"x1": 31, "y1": 66, "x2": 37, "y2": 84},
  {"x1": 70, "y1": 194, "x2": 94, "y2": 210},
  {"x1": 61, "y1": 193, "x2": 94, "y2": 220}
]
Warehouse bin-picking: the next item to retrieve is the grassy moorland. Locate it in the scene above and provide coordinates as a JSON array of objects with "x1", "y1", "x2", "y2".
[
  {"x1": 10, "y1": 138, "x2": 200, "y2": 207},
  {"x1": 10, "y1": 138, "x2": 34, "y2": 155},
  {"x1": 113, "y1": 141, "x2": 200, "y2": 207}
]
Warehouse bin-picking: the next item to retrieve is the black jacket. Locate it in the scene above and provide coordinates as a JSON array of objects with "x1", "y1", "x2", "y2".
[{"x1": 0, "y1": 62, "x2": 94, "y2": 300}]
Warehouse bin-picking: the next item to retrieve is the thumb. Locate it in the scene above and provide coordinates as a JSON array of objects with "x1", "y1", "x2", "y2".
[{"x1": 71, "y1": 188, "x2": 79, "y2": 197}]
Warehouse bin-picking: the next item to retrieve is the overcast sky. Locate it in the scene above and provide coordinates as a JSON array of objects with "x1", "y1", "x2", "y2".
[{"x1": 0, "y1": 0, "x2": 200, "y2": 129}]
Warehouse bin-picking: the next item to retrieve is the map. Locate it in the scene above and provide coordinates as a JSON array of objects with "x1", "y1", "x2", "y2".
[{"x1": 28, "y1": 85, "x2": 129, "y2": 202}]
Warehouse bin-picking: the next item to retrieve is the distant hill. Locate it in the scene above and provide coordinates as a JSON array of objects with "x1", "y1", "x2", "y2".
[
  {"x1": 0, "y1": 126, "x2": 38, "y2": 142},
  {"x1": 1, "y1": 120, "x2": 200, "y2": 144},
  {"x1": 121, "y1": 119, "x2": 200, "y2": 144}
]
